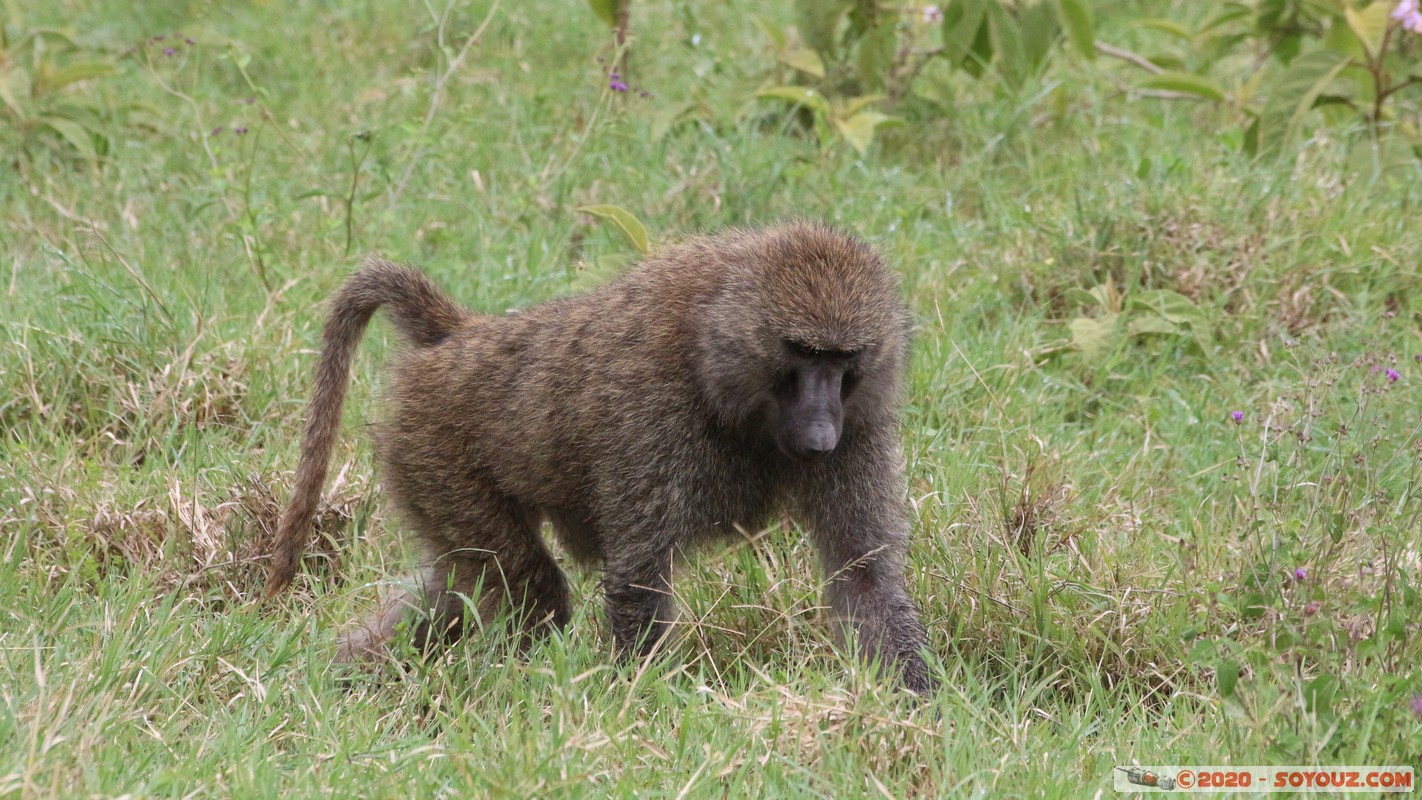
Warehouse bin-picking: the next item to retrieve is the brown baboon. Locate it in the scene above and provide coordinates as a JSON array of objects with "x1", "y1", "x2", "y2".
[{"x1": 265, "y1": 222, "x2": 935, "y2": 693}]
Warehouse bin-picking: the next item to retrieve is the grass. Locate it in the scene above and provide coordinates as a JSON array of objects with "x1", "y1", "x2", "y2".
[{"x1": 2, "y1": 0, "x2": 1420, "y2": 796}]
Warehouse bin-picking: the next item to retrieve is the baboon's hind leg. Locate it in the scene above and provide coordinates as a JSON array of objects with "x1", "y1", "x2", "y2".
[{"x1": 337, "y1": 497, "x2": 572, "y2": 662}]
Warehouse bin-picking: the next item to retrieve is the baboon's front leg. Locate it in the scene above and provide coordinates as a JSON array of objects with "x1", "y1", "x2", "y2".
[
  {"x1": 602, "y1": 546, "x2": 677, "y2": 660},
  {"x1": 798, "y1": 435, "x2": 936, "y2": 694}
]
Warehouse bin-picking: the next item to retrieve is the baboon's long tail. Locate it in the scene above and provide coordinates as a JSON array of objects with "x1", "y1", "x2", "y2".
[{"x1": 263, "y1": 258, "x2": 470, "y2": 598}]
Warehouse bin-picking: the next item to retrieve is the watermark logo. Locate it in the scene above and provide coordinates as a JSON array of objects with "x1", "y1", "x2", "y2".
[{"x1": 1113, "y1": 766, "x2": 1413, "y2": 793}]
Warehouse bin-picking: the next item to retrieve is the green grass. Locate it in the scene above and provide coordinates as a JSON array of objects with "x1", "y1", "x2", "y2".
[{"x1": 3, "y1": 1, "x2": 1420, "y2": 796}]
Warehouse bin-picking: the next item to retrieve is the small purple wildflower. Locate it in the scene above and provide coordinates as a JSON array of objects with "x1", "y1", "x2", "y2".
[
  {"x1": 1293, "y1": 567, "x2": 1307, "y2": 581},
  {"x1": 922, "y1": 5, "x2": 943, "y2": 24},
  {"x1": 1302, "y1": 601, "x2": 1321, "y2": 616},
  {"x1": 234, "y1": 126, "x2": 248, "y2": 135},
  {"x1": 1231, "y1": 411, "x2": 1244, "y2": 424},
  {"x1": 1386, "y1": 368, "x2": 1400, "y2": 383},
  {"x1": 609, "y1": 72, "x2": 628, "y2": 92},
  {"x1": 1394, "y1": 0, "x2": 1422, "y2": 33},
  {"x1": 1411, "y1": 693, "x2": 1422, "y2": 718},
  {"x1": 164, "y1": 47, "x2": 175, "y2": 57}
]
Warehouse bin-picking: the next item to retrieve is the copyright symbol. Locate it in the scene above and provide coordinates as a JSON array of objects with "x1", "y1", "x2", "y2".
[{"x1": 1176, "y1": 770, "x2": 1194, "y2": 789}]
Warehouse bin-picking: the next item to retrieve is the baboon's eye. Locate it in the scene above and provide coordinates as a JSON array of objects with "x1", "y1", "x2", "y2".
[
  {"x1": 841, "y1": 371, "x2": 861, "y2": 398},
  {"x1": 773, "y1": 369, "x2": 799, "y2": 394},
  {"x1": 785, "y1": 340, "x2": 860, "y2": 360},
  {"x1": 786, "y1": 340, "x2": 820, "y2": 358}
]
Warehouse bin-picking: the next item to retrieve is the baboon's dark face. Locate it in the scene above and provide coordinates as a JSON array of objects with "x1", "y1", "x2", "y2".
[{"x1": 772, "y1": 341, "x2": 861, "y2": 460}]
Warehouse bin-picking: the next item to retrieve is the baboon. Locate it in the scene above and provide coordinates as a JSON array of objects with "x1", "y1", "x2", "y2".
[{"x1": 264, "y1": 222, "x2": 935, "y2": 693}]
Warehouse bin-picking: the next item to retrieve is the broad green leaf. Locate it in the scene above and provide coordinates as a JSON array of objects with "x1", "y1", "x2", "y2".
[
  {"x1": 1017, "y1": 1, "x2": 1060, "y2": 77},
  {"x1": 941, "y1": 0, "x2": 990, "y2": 67},
  {"x1": 1137, "y1": 18, "x2": 1192, "y2": 42},
  {"x1": 1344, "y1": 1, "x2": 1391, "y2": 59},
  {"x1": 37, "y1": 60, "x2": 114, "y2": 94},
  {"x1": 987, "y1": 2, "x2": 1027, "y2": 87},
  {"x1": 1061, "y1": 287, "x2": 1100, "y2": 311},
  {"x1": 755, "y1": 85, "x2": 832, "y2": 116},
  {"x1": 778, "y1": 47, "x2": 825, "y2": 79},
  {"x1": 1138, "y1": 71, "x2": 1227, "y2": 102},
  {"x1": 1053, "y1": 0, "x2": 1095, "y2": 60},
  {"x1": 796, "y1": 0, "x2": 851, "y2": 59},
  {"x1": 839, "y1": 93, "x2": 884, "y2": 117},
  {"x1": 1128, "y1": 289, "x2": 1205, "y2": 325},
  {"x1": 853, "y1": 20, "x2": 895, "y2": 92},
  {"x1": 754, "y1": 16, "x2": 789, "y2": 51},
  {"x1": 1068, "y1": 314, "x2": 1119, "y2": 358},
  {"x1": 1126, "y1": 316, "x2": 1178, "y2": 337},
  {"x1": 832, "y1": 110, "x2": 900, "y2": 156},
  {"x1": 0, "y1": 65, "x2": 31, "y2": 118},
  {"x1": 37, "y1": 116, "x2": 98, "y2": 158},
  {"x1": 1257, "y1": 50, "x2": 1354, "y2": 154},
  {"x1": 1217, "y1": 660, "x2": 1239, "y2": 698},
  {"x1": 576, "y1": 204, "x2": 650, "y2": 254},
  {"x1": 1304, "y1": 674, "x2": 1339, "y2": 717},
  {"x1": 585, "y1": 0, "x2": 618, "y2": 27}
]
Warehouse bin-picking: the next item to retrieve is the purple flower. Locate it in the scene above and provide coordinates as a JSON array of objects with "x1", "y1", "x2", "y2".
[
  {"x1": 1302, "y1": 601, "x2": 1321, "y2": 616},
  {"x1": 163, "y1": 47, "x2": 175, "y2": 56},
  {"x1": 922, "y1": 5, "x2": 943, "y2": 24},
  {"x1": 609, "y1": 73, "x2": 628, "y2": 92},
  {"x1": 1385, "y1": 368, "x2": 1400, "y2": 383},
  {"x1": 1231, "y1": 411, "x2": 1244, "y2": 424},
  {"x1": 1293, "y1": 567, "x2": 1307, "y2": 581},
  {"x1": 234, "y1": 126, "x2": 248, "y2": 135},
  {"x1": 1394, "y1": 0, "x2": 1422, "y2": 33},
  {"x1": 1412, "y1": 693, "x2": 1422, "y2": 718}
]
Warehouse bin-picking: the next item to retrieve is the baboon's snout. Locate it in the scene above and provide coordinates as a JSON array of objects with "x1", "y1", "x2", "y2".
[{"x1": 794, "y1": 419, "x2": 840, "y2": 459}]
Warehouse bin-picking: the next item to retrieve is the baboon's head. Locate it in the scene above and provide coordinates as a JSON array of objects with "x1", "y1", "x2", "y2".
[{"x1": 693, "y1": 224, "x2": 909, "y2": 460}]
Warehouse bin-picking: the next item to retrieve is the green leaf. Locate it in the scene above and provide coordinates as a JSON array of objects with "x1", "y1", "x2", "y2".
[
  {"x1": 1257, "y1": 50, "x2": 1354, "y2": 154},
  {"x1": 1344, "y1": 1, "x2": 1391, "y2": 60},
  {"x1": 585, "y1": 0, "x2": 618, "y2": 27},
  {"x1": 853, "y1": 19, "x2": 895, "y2": 92},
  {"x1": 1137, "y1": 18, "x2": 1193, "y2": 42},
  {"x1": 1303, "y1": 674, "x2": 1339, "y2": 717},
  {"x1": 778, "y1": 47, "x2": 825, "y2": 79},
  {"x1": 941, "y1": 0, "x2": 990, "y2": 68},
  {"x1": 37, "y1": 60, "x2": 114, "y2": 94},
  {"x1": 755, "y1": 85, "x2": 832, "y2": 117},
  {"x1": 1068, "y1": 314, "x2": 1119, "y2": 358},
  {"x1": 754, "y1": 16, "x2": 789, "y2": 52},
  {"x1": 987, "y1": 2, "x2": 1027, "y2": 87},
  {"x1": 37, "y1": 116, "x2": 98, "y2": 158},
  {"x1": 1017, "y1": 1, "x2": 1060, "y2": 77},
  {"x1": 1138, "y1": 71, "x2": 1227, "y2": 102},
  {"x1": 1128, "y1": 289, "x2": 1205, "y2": 325},
  {"x1": 839, "y1": 93, "x2": 885, "y2": 116},
  {"x1": 1216, "y1": 659, "x2": 1239, "y2": 698},
  {"x1": 576, "y1": 204, "x2": 650, "y2": 254},
  {"x1": 0, "y1": 65, "x2": 31, "y2": 119},
  {"x1": 1126, "y1": 316, "x2": 1178, "y2": 337},
  {"x1": 1053, "y1": 0, "x2": 1095, "y2": 60},
  {"x1": 796, "y1": 0, "x2": 851, "y2": 59},
  {"x1": 832, "y1": 111, "x2": 900, "y2": 156}
]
